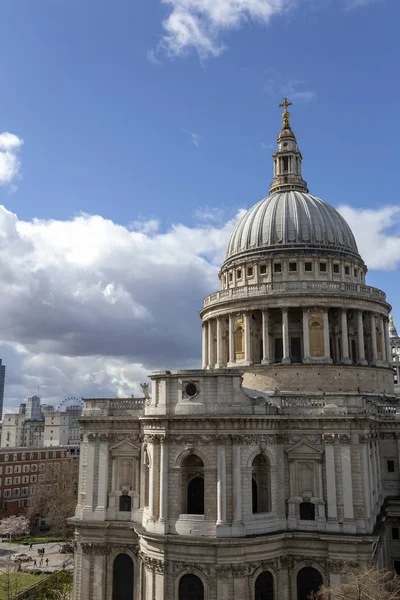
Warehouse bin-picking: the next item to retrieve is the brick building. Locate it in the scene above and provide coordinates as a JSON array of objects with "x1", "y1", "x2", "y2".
[{"x1": 0, "y1": 445, "x2": 80, "y2": 520}]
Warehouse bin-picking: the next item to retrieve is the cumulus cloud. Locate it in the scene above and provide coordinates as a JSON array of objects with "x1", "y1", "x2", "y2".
[
  {"x1": 156, "y1": 0, "x2": 292, "y2": 59},
  {"x1": 0, "y1": 205, "x2": 240, "y2": 409},
  {"x1": 338, "y1": 205, "x2": 400, "y2": 270},
  {"x1": 0, "y1": 132, "x2": 23, "y2": 187}
]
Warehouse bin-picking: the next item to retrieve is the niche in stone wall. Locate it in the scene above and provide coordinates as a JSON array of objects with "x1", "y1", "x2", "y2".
[
  {"x1": 309, "y1": 313, "x2": 324, "y2": 358},
  {"x1": 376, "y1": 318, "x2": 383, "y2": 360},
  {"x1": 234, "y1": 315, "x2": 244, "y2": 360},
  {"x1": 107, "y1": 439, "x2": 140, "y2": 519}
]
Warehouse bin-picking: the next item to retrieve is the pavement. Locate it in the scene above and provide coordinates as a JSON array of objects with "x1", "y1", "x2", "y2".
[{"x1": 0, "y1": 540, "x2": 74, "y2": 573}]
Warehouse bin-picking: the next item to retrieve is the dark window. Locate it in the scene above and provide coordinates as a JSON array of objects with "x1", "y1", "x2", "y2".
[
  {"x1": 274, "y1": 263, "x2": 281, "y2": 273},
  {"x1": 388, "y1": 460, "x2": 395, "y2": 473},
  {"x1": 297, "y1": 567, "x2": 323, "y2": 600},
  {"x1": 179, "y1": 574, "x2": 204, "y2": 600},
  {"x1": 112, "y1": 553, "x2": 134, "y2": 600},
  {"x1": 319, "y1": 263, "x2": 327, "y2": 272},
  {"x1": 283, "y1": 156, "x2": 289, "y2": 172},
  {"x1": 304, "y1": 262, "x2": 312, "y2": 272},
  {"x1": 185, "y1": 383, "x2": 198, "y2": 397},
  {"x1": 119, "y1": 495, "x2": 131, "y2": 512},
  {"x1": 229, "y1": 272, "x2": 233, "y2": 282},
  {"x1": 395, "y1": 561, "x2": 400, "y2": 575},
  {"x1": 392, "y1": 527, "x2": 399, "y2": 540},
  {"x1": 255, "y1": 570, "x2": 274, "y2": 600},
  {"x1": 252, "y1": 455, "x2": 270, "y2": 513},
  {"x1": 248, "y1": 267, "x2": 253, "y2": 277},
  {"x1": 260, "y1": 265, "x2": 267, "y2": 275},
  {"x1": 289, "y1": 262, "x2": 297, "y2": 272},
  {"x1": 333, "y1": 264, "x2": 339, "y2": 274},
  {"x1": 237, "y1": 269, "x2": 242, "y2": 279},
  {"x1": 299, "y1": 502, "x2": 315, "y2": 520},
  {"x1": 345, "y1": 266, "x2": 350, "y2": 275},
  {"x1": 187, "y1": 477, "x2": 204, "y2": 514},
  {"x1": 354, "y1": 268, "x2": 358, "y2": 277}
]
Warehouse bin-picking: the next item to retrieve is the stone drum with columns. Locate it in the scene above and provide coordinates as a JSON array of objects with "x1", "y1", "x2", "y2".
[{"x1": 71, "y1": 101, "x2": 400, "y2": 600}]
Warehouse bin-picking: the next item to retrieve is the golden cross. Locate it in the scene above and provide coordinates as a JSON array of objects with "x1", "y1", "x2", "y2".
[{"x1": 279, "y1": 97, "x2": 292, "y2": 112}]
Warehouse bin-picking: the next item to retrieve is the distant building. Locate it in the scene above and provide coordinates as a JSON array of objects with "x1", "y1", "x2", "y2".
[
  {"x1": 0, "y1": 359, "x2": 5, "y2": 421},
  {"x1": 1, "y1": 398, "x2": 82, "y2": 448},
  {"x1": 0, "y1": 445, "x2": 79, "y2": 519}
]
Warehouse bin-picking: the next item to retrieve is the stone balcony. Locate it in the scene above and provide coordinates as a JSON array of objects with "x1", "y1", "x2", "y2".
[
  {"x1": 81, "y1": 397, "x2": 146, "y2": 418},
  {"x1": 203, "y1": 281, "x2": 386, "y2": 308}
]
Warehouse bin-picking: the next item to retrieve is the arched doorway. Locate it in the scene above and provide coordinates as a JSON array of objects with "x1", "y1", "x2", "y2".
[
  {"x1": 179, "y1": 573, "x2": 204, "y2": 600},
  {"x1": 181, "y1": 455, "x2": 205, "y2": 514},
  {"x1": 297, "y1": 567, "x2": 323, "y2": 600},
  {"x1": 112, "y1": 553, "x2": 134, "y2": 600},
  {"x1": 255, "y1": 570, "x2": 274, "y2": 600}
]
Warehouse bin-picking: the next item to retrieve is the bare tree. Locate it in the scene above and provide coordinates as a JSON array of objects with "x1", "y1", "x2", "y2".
[
  {"x1": 28, "y1": 460, "x2": 78, "y2": 538},
  {"x1": 0, "y1": 516, "x2": 30, "y2": 600},
  {"x1": 313, "y1": 565, "x2": 400, "y2": 600}
]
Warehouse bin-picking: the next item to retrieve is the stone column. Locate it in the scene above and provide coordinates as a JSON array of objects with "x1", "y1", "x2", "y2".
[
  {"x1": 244, "y1": 312, "x2": 252, "y2": 365},
  {"x1": 232, "y1": 444, "x2": 242, "y2": 524},
  {"x1": 202, "y1": 323, "x2": 208, "y2": 369},
  {"x1": 323, "y1": 310, "x2": 332, "y2": 363},
  {"x1": 215, "y1": 317, "x2": 224, "y2": 369},
  {"x1": 360, "y1": 439, "x2": 371, "y2": 523},
  {"x1": 84, "y1": 440, "x2": 95, "y2": 514},
  {"x1": 370, "y1": 312, "x2": 378, "y2": 363},
  {"x1": 95, "y1": 440, "x2": 109, "y2": 516},
  {"x1": 357, "y1": 311, "x2": 367, "y2": 365},
  {"x1": 341, "y1": 308, "x2": 351, "y2": 364},
  {"x1": 217, "y1": 445, "x2": 227, "y2": 525},
  {"x1": 261, "y1": 309, "x2": 271, "y2": 364},
  {"x1": 384, "y1": 318, "x2": 392, "y2": 366},
  {"x1": 380, "y1": 317, "x2": 387, "y2": 362},
  {"x1": 228, "y1": 313, "x2": 235, "y2": 366},
  {"x1": 158, "y1": 441, "x2": 168, "y2": 524},
  {"x1": 148, "y1": 444, "x2": 155, "y2": 519},
  {"x1": 325, "y1": 442, "x2": 338, "y2": 522},
  {"x1": 302, "y1": 308, "x2": 311, "y2": 363},
  {"x1": 341, "y1": 442, "x2": 355, "y2": 532},
  {"x1": 207, "y1": 319, "x2": 214, "y2": 369},
  {"x1": 282, "y1": 307, "x2": 290, "y2": 364}
]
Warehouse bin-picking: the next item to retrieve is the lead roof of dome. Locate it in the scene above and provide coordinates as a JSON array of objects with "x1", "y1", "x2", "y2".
[{"x1": 224, "y1": 191, "x2": 361, "y2": 264}]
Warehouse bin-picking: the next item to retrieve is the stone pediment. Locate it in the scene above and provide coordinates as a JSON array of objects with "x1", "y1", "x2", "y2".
[
  {"x1": 110, "y1": 438, "x2": 140, "y2": 456},
  {"x1": 285, "y1": 440, "x2": 323, "y2": 460}
]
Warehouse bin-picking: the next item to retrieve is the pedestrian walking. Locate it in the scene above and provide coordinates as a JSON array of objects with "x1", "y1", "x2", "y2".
[
  {"x1": 33, "y1": 559, "x2": 37, "y2": 566},
  {"x1": 45, "y1": 558, "x2": 49, "y2": 567},
  {"x1": 29, "y1": 543, "x2": 33, "y2": 550},
  {"x1": 39, "y1": 558, "x2": 43, "y2": 567},
  {"x1": 42, "y1": 547, "x2": 45, "y2": 555}
]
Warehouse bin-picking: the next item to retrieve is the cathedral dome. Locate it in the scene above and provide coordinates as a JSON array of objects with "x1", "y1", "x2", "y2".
[{"x1": 224, "y1": 190, "x2": 360, "y2": 263}]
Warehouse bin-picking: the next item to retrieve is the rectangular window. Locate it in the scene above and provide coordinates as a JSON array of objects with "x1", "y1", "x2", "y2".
[
  {"x1": 354, "y1": 268, "x2": 358, "y2": 277},
  {"x1": 13, "y1": 454, "x2": 17, "y2": 462},
  {"x1": 247, "y1": 266, "x2": 253, "y2": 277},
  {"x1": 5, "y1": 455, "x2": 9, "y2": 462},
  {"x1": 229, "y1": 272, "x2": 233, "y2": 282},
  {"x1": 319, "y1": 263, "x2": 327, "y2": 272},
  {"x1": 345, "y1": 266, "x2": 350, "y2": 275},
  {"x1": 13, "y1": 477, "x2": 20, "y2": 484},
  {"x1": 304, "y1": 262, "x2": 312, "y2": 272},
  {"x1": 14, "y1": 466, "x2": 21, "y2": 474},
  {"x1": 388, "y1": 460, "x2": 395, "y2": 473},
  {"x1": 29, "y1": 453, "x2": 34, "y2": 460},
  {"x1": 30, "y1": 475, "x2": 37, "y2": 483},
  {"x1": 4, "y1": 489, "x2": 11, "y2": 498},
  {"x1": 13, "y1": 489, "x2": 20, "y2": 497},
  {"x1": 22, "y1": 476, "x2": 29, "y2": 484},
  {"x1": 260, "y1": 265, "x2": 267, "y2": 275},
  {"x1": 23, "y1": 465, "x2": 29, "y2": 473},
  {"x1": 237, "y1": 269, "x2": 242, "y2": 279},
  {"x1": 5, "y1": 466, "x2": 12, "y2": 475},
  {"x1": 289, "y1": 262, "x2": 297, "y2": 272},
  {"x1": 5, "y1": 478, "x2": 12, "y2": 486},
  {"x1": 392, "y1": 527, "x2": 399, "y2": 540},
  {"x1": 274, "y1": 263, "x2": 282, "y2": 273},
  {"x1": 333, "y1": 263, "x2": 339, "y2": 274},
  {"x1": 21, "y1": 488, "x2": 28, "y2": 496},
  {"x1": 31, "y1": 465, "x2": 37, "y2": 472}
]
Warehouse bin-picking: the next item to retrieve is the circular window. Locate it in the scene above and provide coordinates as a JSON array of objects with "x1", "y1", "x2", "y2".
[{"x1": 185, "y1": 382, "x2": 198, "y2": 398}]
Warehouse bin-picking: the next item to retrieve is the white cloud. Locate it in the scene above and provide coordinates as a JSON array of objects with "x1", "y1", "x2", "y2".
[
  {"x1": 0, "y1": 205, "x2": 240, "y2": 410},
  {"x1": 345, "y1": 0, "x2": 386, "y2": 8},
  {"x1": 338, "y1": 205, "x2": 400, "y2": 270},
  {"x1": 182, "y1": 128, "x2": 202, "y2": 147},
  {"x1": 0, "y1": 132, "x2": 23, "y2": 187},
  {"x1": 157, "y1": 0, "x2": 292, "y2": 59}
]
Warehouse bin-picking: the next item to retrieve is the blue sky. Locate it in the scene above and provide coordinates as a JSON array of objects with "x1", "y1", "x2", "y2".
[{"x1": 0, "y1": 0, "x2": 399, "y2": 408}]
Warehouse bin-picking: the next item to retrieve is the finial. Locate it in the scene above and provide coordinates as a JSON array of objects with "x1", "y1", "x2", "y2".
[
  {"x1": 390, "y1": 315, "x2": 394, "y2": 327},
  {"x1": 279, "y1": 97, "x2": 292, "y2": 129}
]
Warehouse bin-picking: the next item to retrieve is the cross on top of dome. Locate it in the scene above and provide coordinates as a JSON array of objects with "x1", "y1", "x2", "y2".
[{"x1": 279, "y1": 97, "x2": 292, "y2": 130}]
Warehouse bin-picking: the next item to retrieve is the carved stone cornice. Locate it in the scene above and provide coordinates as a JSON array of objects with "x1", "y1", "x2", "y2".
[
  {"x1": 86, "y1": 432, "x2": 140, "y2": 444},
  {"x1": 281, "y1": 555, "x2": 358, "y2": 572},
  {"x1": 172, "y1": 561, "x2": 213, "y2": 576},
  {"x1": 140, "y1": 552, "x2": 167, "y2": 574},
  {"x1": 80, "y1": 542, "x2": 139, "y2": 556}
]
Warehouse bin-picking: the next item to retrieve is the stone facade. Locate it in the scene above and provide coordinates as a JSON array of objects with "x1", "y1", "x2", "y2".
[{"x1": 71, "y1": 102, "x2": 400, "y2": 600}]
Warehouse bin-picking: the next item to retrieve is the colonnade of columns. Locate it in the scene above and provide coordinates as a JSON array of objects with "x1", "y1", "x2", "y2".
[{"x1": 202, "y1": 308, "x2": 391, "y2": 369}]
